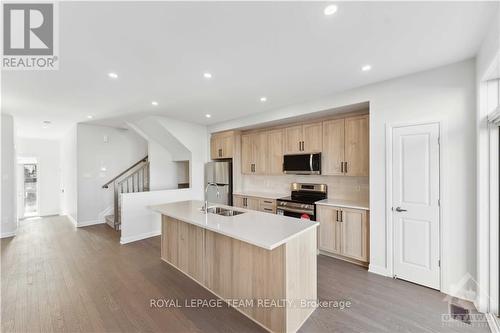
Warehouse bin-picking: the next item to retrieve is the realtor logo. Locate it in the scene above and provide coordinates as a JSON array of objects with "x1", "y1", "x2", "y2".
[{"x1": 2, "y1": 2, "x2": 59, "y2": 70}]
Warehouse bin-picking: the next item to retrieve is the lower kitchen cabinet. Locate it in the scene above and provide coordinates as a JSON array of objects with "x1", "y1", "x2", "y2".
[
  {"x1": 233, "y1": 195, "x2": 276, "y2": 213},
  {"x1": 233, "y1": 195, "x2": 259, "y2": 210},
  {"x1": 317, "y1": 205, "x2": 369, "y2": 265}
]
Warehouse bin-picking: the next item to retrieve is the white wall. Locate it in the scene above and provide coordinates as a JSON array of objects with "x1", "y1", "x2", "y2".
[
  {"x1": 1, "y1": 114, "x2": 17, "y2": 237},
  {"x1": 120, "y1": 188, "x2": 195, "y2": 244},
  {"x1": 148, "y1": 140, "x2": 179, "y2": 190},
  {"x1": 209, "y1": 59, "x2": 477, "y2": 299},
  {"x1": 120, "y1": 116, "x2": 208, "y2": 243},
  {"x1": 476, "y1": 5, "x2": 500, "y2": 313},
  {"x1": 77, "y1": 124, "x2": 147, "y2": 225},
  {"x1": 17, "y1": 138, "x2": 61, "y2": 216},
  {"x1": 60, "y1": 125, "x2": 78, "y2": 223}
]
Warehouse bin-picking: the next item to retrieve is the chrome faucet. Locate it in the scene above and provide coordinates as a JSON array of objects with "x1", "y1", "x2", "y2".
[{"x1": 202, "y1": 182, "x2": 220, "y2": 213}]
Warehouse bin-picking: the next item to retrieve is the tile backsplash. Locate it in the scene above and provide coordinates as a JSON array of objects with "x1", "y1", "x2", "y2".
[{"x1": 241, "y1": 174, "x2": 369, "y2": 202}]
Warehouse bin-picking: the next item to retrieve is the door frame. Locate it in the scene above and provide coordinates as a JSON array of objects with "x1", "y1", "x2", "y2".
[{"x1": 385, "y1": 120, "x2": 444, "y2": 291}]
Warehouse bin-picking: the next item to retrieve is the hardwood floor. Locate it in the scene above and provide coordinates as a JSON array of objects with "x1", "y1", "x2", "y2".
[{"x1": 1, "y1": 216, "x2": 489, "y2": 333}]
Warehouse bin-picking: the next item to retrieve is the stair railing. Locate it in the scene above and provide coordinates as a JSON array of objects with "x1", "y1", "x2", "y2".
[{"x1": 102, "y1": 156, "x2": 149, "y2": 230}]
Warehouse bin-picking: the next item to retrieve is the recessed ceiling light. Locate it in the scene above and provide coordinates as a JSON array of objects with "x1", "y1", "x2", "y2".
[
  {"x1": 87, "y1": 115, "x2": 94, "y2": 119},
  {"x1": 205, "y1": 114, "x2": 211, "y2": 118},
  {"x1": 108, "y1": 72, "x2": 118, "y2": 79},
  {"x1": 324, "y1": 4, "x2": 338, "y2": 16},
  {"x1": 361, "y1": 65, "x2": 372, "y2": 72},
  {"x1": 260, "y1": 97, "x2": 267, "y2": 102},
  {"x1": 203, "y1": 72, "x2": 212, "y2": 79},
  {"x1": 151, "y1": 101, "x2": 159, "y2": 106}
]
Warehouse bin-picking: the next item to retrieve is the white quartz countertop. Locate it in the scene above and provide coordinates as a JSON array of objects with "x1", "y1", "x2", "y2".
[
  {"x1": 149, "y1": 200, "x2": 318, "y2": 250},
  {"x1": 315, "y1": 198, "x2": 370, "y2": 210},
  {"x1": 232, "y1": 191, "x2": 288, "y2": 200}
]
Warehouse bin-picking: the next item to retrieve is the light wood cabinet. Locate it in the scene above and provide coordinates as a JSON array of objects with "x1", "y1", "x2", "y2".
[
  {"x1": 241, "y1": 132, "x2": 267, "y2": 174},
  {"x1": 210, "y1": 131, "x2": 235, "y2": 159},
  {"x1": 317, "y1": 205, "x2": 369, "y2": 264},
  {"x1": 344, "y1": 115, "x2": 369, "y2": 176},
  {"x1": 233, "y1": 195, "x2": 276, "y2": 214},
  {"x1": 284, "y1": 122, "x2": 322, "y2": 154},
  {"x1": 341, "y1": 208, "x2": 369, "y2": 262},
  {"x1": 233, "y1": 194, "x2": 259, "y2": 210},
  {"x1": 267, "y1": 129, "x2": 284, "y2": 175},
  {"x1": 285, "y1": 125, "x2": 303, "y2": 154},
  {"x1": 317, "y1": 205, "x2": 341, "y2": 254},
  {"x1": 258, "y1": 198, "x2": 276, "y2": 214},
  {"x1": 322, "y1": 118, "x2": 345, "y2": 175},
  {"x1": 322, "y1": 115, "x2": 369, "y2": 177}
]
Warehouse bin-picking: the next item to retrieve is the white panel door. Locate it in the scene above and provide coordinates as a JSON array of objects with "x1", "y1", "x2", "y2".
[{"x1": 393, "y1": 123, "x2": 440, "y2": 289}]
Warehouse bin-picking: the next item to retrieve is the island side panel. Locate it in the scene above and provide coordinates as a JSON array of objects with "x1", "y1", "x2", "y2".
[
  {"x1": 205, "y1": 229, "x2": 287, "y2": 333},
  {"x1": 285, "y1": 227, "x2": 318, "y2": 332},
  {"x1": 162, "y1": 216, "x2": 204, "y2": 284}
]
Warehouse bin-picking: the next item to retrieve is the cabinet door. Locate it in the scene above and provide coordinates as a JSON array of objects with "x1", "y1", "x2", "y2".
[
  {"x1": 340, "y1": 208, "x2": 369, "y2": 262},
  {"x1": 220, "y1": 135, "x2": 234, "y2": 158},
  {"x1": 233, "y1": 195, "x2": 244, "y2": 208},
  {"x1": 303, "y1": 122, "x2": 322, "y2": 153},
  {"x1": 253, "y1": 132, "x2": 268, "y2": 174},
  {"x1": 317, "y1": 206, "x2": 341, "y2": 254},
  {"x1": 241, "y1": 134, "x2": 253, "y2": 174},
  {"x1": 210, "y1": 136, "x2": 219, "y2": 160},
  {"x1": 344, "y1": 115, "x2": 369, "y2": 176},
  {"x1": 284, "y1": 125, "x2": 303, "y2": 154},
  {"x1": 322, "y1": 119, "x2": 345, "y2": 175},
  {"x1": 246, "y1": 197, "x2": 260, "y2": 210},
  {"x1": 267, "y1": 130, "x2": 284, "y2": 175}
]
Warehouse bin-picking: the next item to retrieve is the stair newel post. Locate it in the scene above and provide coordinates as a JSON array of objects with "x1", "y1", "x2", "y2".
[{"x1": 113, "y1": 181, "x2": 119, "y2": 229}]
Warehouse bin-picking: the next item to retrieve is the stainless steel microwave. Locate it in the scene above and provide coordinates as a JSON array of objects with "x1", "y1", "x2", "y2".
[{"x1": 283, "y1": 153, "x2": 321, "y2": 175}]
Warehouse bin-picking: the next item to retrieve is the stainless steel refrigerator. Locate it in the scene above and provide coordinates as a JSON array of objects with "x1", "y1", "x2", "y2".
[{"x1": 204, "y1": 161, "x2": 232, "y2": 205}]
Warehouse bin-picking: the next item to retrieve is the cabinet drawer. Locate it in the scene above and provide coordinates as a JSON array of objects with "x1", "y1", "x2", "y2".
[
  {"x1": 259, "y1": 204, "x2": 276, "y2": 214},
  {"x1": 259, "y1": 198, "x2": 276, "y2": 206}
]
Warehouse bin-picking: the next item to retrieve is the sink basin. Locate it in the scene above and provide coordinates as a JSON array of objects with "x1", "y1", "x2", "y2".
[{"x1": 206, "y1": 207, "x2": 245, "y2": 217}]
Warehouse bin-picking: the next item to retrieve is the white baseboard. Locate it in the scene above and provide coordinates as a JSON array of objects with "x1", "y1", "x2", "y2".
[
  {"x1": 77, "y1": 219, "x2": 105, "y2": 227},
  {"x1": 65, "y1": 214, "x2": 78, "y2": 226},
  {"x1": 120, "y1": 230, "x2": 161, "y2": 245},
  {"x1": 368, "y1": 264, "x2": 391, "y2": 277},
  {"x1": 486, "y1": 313, "x2": 500, "y2": 333},
  {"x1": 0, "y1": 231, "x2": 16, "y2": 238}
]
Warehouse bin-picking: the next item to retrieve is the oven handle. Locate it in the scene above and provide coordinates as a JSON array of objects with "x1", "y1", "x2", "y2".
[{"x1": 277, "y1": 206, "x2": 314, "y2": 215}]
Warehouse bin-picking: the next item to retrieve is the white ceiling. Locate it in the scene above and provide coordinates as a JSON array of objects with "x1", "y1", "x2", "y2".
[{"x1": 2, "y1": 1, "x2": 497, "y2": 139}]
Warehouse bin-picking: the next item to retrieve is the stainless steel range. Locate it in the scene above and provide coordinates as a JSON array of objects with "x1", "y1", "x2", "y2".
[{"x1": 276, "y1": 183, "x2": 327, "y2": 221}]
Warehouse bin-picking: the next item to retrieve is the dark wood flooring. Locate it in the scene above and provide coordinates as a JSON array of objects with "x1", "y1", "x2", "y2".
[{"x1": 1, "y1": 215, "x2": 489, "y2": 333}]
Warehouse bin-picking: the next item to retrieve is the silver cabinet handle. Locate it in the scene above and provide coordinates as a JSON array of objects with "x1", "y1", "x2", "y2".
[{"x1": 395, "y1": 207, "x2": 407, "y2": 212}]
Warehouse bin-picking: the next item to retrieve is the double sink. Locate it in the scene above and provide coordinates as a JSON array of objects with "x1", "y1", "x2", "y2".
[{"x1": 206, "y1": 206, "x2": 245, "y2": 217}]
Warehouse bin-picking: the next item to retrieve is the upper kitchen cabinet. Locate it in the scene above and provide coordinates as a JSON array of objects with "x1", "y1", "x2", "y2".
[
  {"x1": 322, "y1": 114, "x2": 369, "y2": 177},
  {"x1": 210, "y1": 131, "x2": 235, "y2": 160},
  {"x1": 284, "y1": 122, "x2": 322, "y2": 154},
  {"x1": 241, "y1": 132, "x2": 267, "y2": 174},
  {"x1": 266, "y1": 129, "x2": 284, "y2": 175},
  {"x1": 344, "y1": 115, "x2": 369, "y2": 176}
]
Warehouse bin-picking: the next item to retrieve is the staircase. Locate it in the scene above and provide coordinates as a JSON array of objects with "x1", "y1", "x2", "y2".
[{"x1": 102, "y1": 156, "x2": 149, "y2": 231}]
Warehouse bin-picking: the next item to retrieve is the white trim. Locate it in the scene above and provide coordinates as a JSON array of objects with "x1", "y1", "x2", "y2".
[
  {"x1": 385, "y1": 120, "x2": 443, "y2": 291},
  {"x1": 65, "y1": 214, "x2": 77, "y2": 226},
  {"x1": 489, "y1": 123, "x2": 499, "y2": 316},
  {"x1": 77, "y1": 219, "x2": 105, "y2": 227},
  {"x1": 0, "y1": 231, "x2": 16, "y2": 238},
  {"x1": 120, "y1": 230, "x2": 160, "y2": 244},
  {"x1": 486, "y1": 313, "x2": 500, "y2": 333},
  {"x1": 368, "y1": 264, "x2": 391, "y2": 277}
]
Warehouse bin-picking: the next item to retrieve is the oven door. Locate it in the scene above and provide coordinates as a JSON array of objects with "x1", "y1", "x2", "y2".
[{"x1": 276, "y1": 206, "x2": 316, "y2": 221}]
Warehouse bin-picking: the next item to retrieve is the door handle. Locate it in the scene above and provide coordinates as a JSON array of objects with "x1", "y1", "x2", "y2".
[
  {"x1": 394, "y1": 207, "x2": 407, "y2": 212},
  {"x1": 344, "y1": 162, "x2": 348, "y2": 174},
  {"x1": 340, "y1": 162, "x2": 344, "y2": 173}
]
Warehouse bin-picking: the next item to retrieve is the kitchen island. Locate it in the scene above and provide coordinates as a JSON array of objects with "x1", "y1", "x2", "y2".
[{"x1": 149, "y1": 200, "x2": 318, "y2": 333}]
